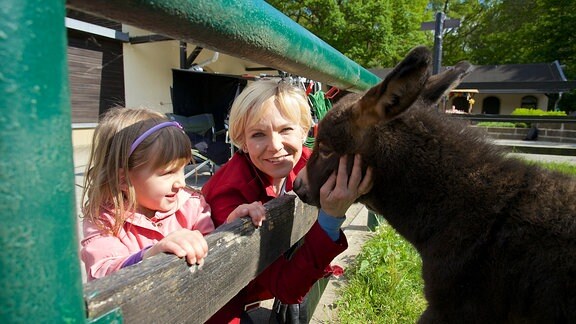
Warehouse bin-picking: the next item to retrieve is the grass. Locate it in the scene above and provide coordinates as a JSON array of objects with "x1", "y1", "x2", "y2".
[
  {"x1": 336, "y1": 222, "x2": 426, "y2": 323},
  {"x1": 335, "y1": 160, "x2": 575, "y2": 323},
  {"x1": 529, "y1": 160, "x2": 576, "y2": 176}
]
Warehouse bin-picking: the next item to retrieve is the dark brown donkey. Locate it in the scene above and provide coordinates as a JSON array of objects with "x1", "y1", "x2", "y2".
[{"x1": 294, "y1": 46, "x2": 576, "y2": 323}]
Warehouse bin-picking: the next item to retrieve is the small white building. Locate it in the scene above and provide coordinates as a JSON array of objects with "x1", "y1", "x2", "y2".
[{"x1": 371, "y1": 62, "x2": 576, "y2": 115}]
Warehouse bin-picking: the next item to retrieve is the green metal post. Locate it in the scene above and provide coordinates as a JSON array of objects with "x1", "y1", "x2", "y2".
[
  {"x1": 0, "y1": 0, "x2": 85, "y2": 322},
  {"x1": 67, "y1": 0, "x2": 381, "y2": 92}
]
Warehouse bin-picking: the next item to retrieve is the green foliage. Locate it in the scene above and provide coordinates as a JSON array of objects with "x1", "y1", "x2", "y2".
[
  {"x1": 267, "y1": 0, "x2": 576, "y2": 80},
  {"x1": 336, "y1": 223, "x2": 426, "y2": 323},
  {"x1": 476, "y1": 121, "x2": 529, "y2": 128},
  {"x1": 557, "y1": 90, "x2": 576, "y2": 114},
  {"x1": 476, "y1": 122, "x2": 516, "y2": 128},
  {"x1": 265, "y1": 0, "x2": 431, "y2": 68},
  {"x1": 528, "y1": 160, "x2": 576, "y2": 176},
  {"x1": 432, "y1": 0, "x2": 494, "y2": 65},
  {"x1": 442, "y1": 0, "x2": 576, "y2": 81},
  {"x1": 511, "y1": 108, "x2": 567, "y2": 116}
]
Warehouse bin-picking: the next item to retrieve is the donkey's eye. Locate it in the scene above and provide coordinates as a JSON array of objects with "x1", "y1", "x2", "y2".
[{"x1": 318, "y1": 143, "x2": 333, "y2": 159}]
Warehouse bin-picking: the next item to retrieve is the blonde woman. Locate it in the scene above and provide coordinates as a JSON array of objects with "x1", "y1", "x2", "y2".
[{"x1": 202, "y1": 80, "x2": 373, "y2": 323}]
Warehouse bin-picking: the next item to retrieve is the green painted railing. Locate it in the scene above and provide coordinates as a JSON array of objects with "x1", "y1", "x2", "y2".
[
  {"x1": 1, "y1": 0, "x2": 380, "y2": 322},
  {"x1": 67, "y1": 0, "x2": 381, "y2": 92},
  {"x1": 0, "y1": 0, "x2": 85, "y2": 322}
]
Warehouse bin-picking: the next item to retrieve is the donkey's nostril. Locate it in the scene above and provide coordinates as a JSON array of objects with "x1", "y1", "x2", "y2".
[
  {"x1": 295, "y1": 190, "x2": 308, "y2": 203},
  {"x1": 293, "y1": 178, "x2": 301, "y2": 191},
  {"x1": 293, "y1": 178, "x2": 309, "y2": 203}
]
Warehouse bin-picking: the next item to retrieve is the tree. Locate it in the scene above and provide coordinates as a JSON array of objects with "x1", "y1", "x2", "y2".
[
  {"x1": 433, "y1": 0, "x2": 576, "y2": 112},
  {"x1": 266, "y1": 0, "x2": 431, "y2": 68},
  {"x1": 432, "y1": 0, "x2": 575, "y2": 76},
  {"x1": 267, "y1": 0, "x2": 576, "y2": 111},
  {"x1": 428, "y1": 0, "x2": 496, "y2": 65}
]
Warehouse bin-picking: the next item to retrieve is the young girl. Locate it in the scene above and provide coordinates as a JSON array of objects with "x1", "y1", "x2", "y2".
[{"x1": 80, "y1": 107, "x2": 265, "y2": 281}]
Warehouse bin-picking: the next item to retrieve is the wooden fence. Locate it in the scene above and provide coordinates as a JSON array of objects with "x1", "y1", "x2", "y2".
[{"x1": 84, "y1": 195, "x2": 319, "y2": 323}]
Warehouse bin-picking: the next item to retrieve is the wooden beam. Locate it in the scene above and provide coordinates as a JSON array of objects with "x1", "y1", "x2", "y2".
[
  {"x1": 83, "y1": 194, "x2": 318, "y2": 323},
  {"x1": 129, "y1": 34, "x2": 173, "y2": 44},
  {"x1": 186, "y1": 46, "x2": 204, "y2": 68}
]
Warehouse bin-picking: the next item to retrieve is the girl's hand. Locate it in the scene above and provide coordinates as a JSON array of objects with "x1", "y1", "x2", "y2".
[
  {"x1": 226, "y1": 201, "x2": 266, "y2": 227},
  {"x1": 320, "y1": 154, "x2": 374, "y2": 217},
  {"x1": 144, "y1": 229, "x2": 208, "y2": 265}
]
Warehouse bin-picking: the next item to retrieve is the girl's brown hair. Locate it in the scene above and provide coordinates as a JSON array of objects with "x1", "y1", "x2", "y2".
[{"x1": 81, "y1": 107, "x2": 192, "y2": 235}]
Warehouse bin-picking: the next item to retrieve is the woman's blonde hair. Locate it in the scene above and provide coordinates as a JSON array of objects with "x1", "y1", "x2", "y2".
[
  {"x1": 228, "y1": 80, "x2": 313, "y2": 149},
  {"x1": 81, "y1": 107, "x2": 192, "y2": 235}
]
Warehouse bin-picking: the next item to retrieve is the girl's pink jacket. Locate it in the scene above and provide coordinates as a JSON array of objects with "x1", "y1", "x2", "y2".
[{"x1": 81, "y1": 190, "x2": 214, "y2": 281}]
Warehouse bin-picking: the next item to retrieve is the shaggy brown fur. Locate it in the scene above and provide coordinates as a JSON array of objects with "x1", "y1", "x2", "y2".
[{"x1": 294, "y1": 46, "x2": 576, "y2": 323}]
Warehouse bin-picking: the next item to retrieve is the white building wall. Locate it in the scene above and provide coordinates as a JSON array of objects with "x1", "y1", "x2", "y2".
[
  {"x1": 122, "y1": 25, "x2": 257, "y2": 114},
  {"x1": 454, "y1": 93, "x2": 550, "y2": 115},
  {"x1": 122, "y1": 26, "x2": 180, "y2": 114},
  {"x1": 74, "y1": 25, "x2": 260, "y2": 150}
]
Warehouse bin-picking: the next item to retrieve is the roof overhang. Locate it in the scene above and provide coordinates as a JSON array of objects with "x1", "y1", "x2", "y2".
[
  {"x1": 458, "y1": 81, "x2": 576, "y2": 94},
  {"x1": 451, "y1": 89, "x2": 479, "y2": 93},
  {"x1": 65, "y1": 17, "x2": 129, "y2": 42}
]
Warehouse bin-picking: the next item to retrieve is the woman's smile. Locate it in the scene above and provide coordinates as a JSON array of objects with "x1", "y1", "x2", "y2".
[
  {"x1": 244, "y1": 99, "x2": 305, "y2": 184},
  {"x1": 265, "y1": 155, "x2": 291, "y2": 163}
]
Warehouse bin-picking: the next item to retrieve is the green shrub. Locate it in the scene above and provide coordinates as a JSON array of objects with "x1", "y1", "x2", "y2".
[
  {"x1": 476, "y1": 122, "x2": 516, "y2": 128},
  {"x1": 511, "y1": 108, "x2": 567, "y2": 116}
]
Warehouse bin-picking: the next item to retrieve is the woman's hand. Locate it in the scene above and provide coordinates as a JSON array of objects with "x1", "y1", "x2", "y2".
[
  {"x1": 144, "y1": 229, "x2": 208, "y2": 265},
  {"x1": 320, "y1": 154, "x2": 373, "y2": 217},
  {"x1": 226, "y1": 201, "x2": 266, "y2": 227}
]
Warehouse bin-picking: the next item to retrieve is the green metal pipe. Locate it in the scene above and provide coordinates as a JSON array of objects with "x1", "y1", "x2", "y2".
[
  {"x1": 0, "y1": 0, "x2": 85, "y2": 322},
  {"x1": 67, "y1": 0, "x2": 382, "y2": 92}
]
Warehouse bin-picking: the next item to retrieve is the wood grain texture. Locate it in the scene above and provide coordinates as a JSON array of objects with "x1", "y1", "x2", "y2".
[{"x1": 84, "y1": 194, "x2": 318, "y2": 323}]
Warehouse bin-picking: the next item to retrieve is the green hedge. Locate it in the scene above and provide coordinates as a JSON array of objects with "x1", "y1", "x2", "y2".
[
  {"x1": 476, "y1": 122, "x2": 528, "y2": 128},
  {"x1": 476, "y1": 109, "x2": 567, "y2": 128},
  {"x1": 511, "y1": 108, "x2": 567, "y2": 116},
  {"x1": 476, "y1": 122, "x2": 517, "y2": 128}
]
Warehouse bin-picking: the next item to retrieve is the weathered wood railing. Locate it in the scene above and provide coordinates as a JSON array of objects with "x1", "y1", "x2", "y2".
[{"x1": 84, "y1": 194, "x2": 318, "y2": 323}]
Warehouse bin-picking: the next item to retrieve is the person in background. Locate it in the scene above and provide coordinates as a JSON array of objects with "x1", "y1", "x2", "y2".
[
  {"x1": 202, "y1": 80, "x2": 373, "y2": 323},
  {"x1": 80, "y1": 107, "x2": 265, "y2": 281}
]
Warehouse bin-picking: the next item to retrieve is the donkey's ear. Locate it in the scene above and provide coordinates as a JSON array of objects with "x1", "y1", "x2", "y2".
[
  {"x1": 422, "y1": 60, "x2": 474, "y2": 104},
  {"x1": 352, "y1": 46, "x2": 431, "y2": 126}
]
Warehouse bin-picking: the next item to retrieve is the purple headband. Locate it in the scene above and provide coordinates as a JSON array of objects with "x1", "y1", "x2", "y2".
[{"x1": 129, "y1": 121, "x2": 183, "y2": 156}]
